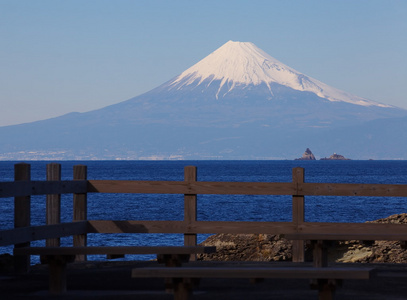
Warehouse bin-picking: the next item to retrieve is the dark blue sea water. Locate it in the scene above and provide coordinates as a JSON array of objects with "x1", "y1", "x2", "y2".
[{"x1": 1, "y1": 160, "x2": 407, "y2": 262}]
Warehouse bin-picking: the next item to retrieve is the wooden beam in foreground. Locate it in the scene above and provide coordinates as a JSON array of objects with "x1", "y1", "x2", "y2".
[
  {"x1": 0, "y1": 221, "x2": 88, "y2": 246},
  {"x1": 2, "y1": 179, "x2": 405, "y2": 198},
  {"x1": 14, "y1": 163, "x2": 31, "y2": 274},
  {"x1": 14, "y1": 246, "x2": 216, "y2": 256},
  {"x1": 299, "y1": 183, "x2": 407, "y2": 197},
  {"x1": 0, "y1": 180, "x2": 88, "y2": 198},
  {"x1": 87, "y1": 220, "x2": 296, "y2": 235},
  {"x1": 87, "y1": 180, "x2": 295, "y2": 195},
  {"x1": 87, "y1": 180, "x2": 407, "y2": 197},
  {"x1": 46, "y1": 163, "x2": 61, "y2": 247},
  {"x1": 295, "y1": 222, "x2": 407, "y2": 239},
  {"x1": 132, "y1": 266, "x2": 374, "y2": 280},
  {"x1": 73, "y1": 165, "x2": 88, "y2": 262}
]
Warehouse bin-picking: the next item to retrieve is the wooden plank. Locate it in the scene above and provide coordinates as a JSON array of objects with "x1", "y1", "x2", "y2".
[
  {"x1": 299, "y1": 182, "x2": 407, "y2": 197},
  {"x1": 286, "y1": 233, "x2": 407, "y2": 241},
  {"x1": 2, "y1": 179, "x2": 405, "y2": 198},
  {"x1": 48, "y1": 256, "x2": 70, "y2": 294},
  {"x1": 87, "y1": 220, "x2": 187, "y2": 233},
  {"x1": 184, "y1": 166, "x2": 197, "y2": 260},
  {"x1": 87, "y1": 180, "x2": 296, "y2": 195},
  {"x1": 309, "y1": 222, "x2": 407, "y2": 234},
  {"x1": 88, "y1": 180, "x2": 407, "y2": 197},
  {"x1": 283, "y1": 222, "x2": 407, "y2": 240},
  {"x1": 312, "y1": 240, "x2": 328, "y2": 267},
  {"x1": 292, "y1": 167, "x2": 305, "y2": 262},
  {"x1": 14, "y1": 246, "x2": 216, "y2": 256},
  {"x1": 46, "y1": 163, "x2": 61, "y2": 247},
  {"x1": 131, "y1": 266, "x2": 374, "y2": 280},
  {"x1": 292, "y1": 168, "x2": 305, "y2": 224},
  {"x1": 14, "y1": 163, "x2": 31, "y2": 273},
  {"x1": 87, "y1": 220, "x2": 297, "y2": 235},
  {"x1": 73, "y1": 165, "x2": 87, "y2": 262},
  {"x1": 0, "y1": 222, "x2": 88, "y2": 246},
  {"x1": 0, "y1": 180, "x2": 88, "y2": 198}
]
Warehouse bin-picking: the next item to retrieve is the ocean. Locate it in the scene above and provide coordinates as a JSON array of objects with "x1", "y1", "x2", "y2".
[{"x1": 1, "y1": 160, "x2": 407, "y2": 262}]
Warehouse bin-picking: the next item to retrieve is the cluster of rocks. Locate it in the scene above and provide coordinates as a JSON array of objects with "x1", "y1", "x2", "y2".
[
  {"x1": 295, "y1": 148, "x2": 350, "y2": 161},
  {"x1": 357, "y1": 213, "x2": 407, "y2": 263},
  {"x1": 198, "y1": 233, "x2": 294, "y2": 262},
  {"x1": 198, "y1": 214, "x2": 407, "y2": 264}
]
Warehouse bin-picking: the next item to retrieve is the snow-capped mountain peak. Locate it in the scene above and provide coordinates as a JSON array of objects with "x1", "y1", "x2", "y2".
[{"x1": 168, "y1": 40, "x2": 390, "y2": 107}]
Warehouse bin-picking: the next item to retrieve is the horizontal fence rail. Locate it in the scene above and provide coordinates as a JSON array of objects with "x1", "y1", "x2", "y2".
[
  {"x1": 1, "y1": 163, "x2": 407, "y2": 273},
  {"x1": 86, "y1": 220, "x2": 297, "y2": 235},
  {"x1": 88, "y1": 180, "x2": 295, "y2": 195},
  {"x1": 1, "y1": 181, "x2": 406, "y2": 198},
  {"x1": 0, "y1": 180, "x2": 88, "y2": 198},
  {"x1": 0, "y1": 221, "x2": 88, "y2": 247},
  {"x1": 87, "y1": 180, "x2": 407, "y2": 197},
  {"x1": 298, "y1": 182, "x2": 407, "y2": 197}
]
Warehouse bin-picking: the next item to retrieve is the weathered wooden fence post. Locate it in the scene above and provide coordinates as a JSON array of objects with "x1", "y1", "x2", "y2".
[
  {"x1": 73, "y1": 165, "x2": 87, "y2": 261},
  {"x1": 184, "y1": 166, "x2": 197, "y2": 261},
  {"x1": 46, "y1": 163, "x2": 61, "y2": 247},
  {"x1": 292, "y1": 167, "x2": 305, "y2": 262},
  {"x1": 14, "y1": 162, "x2": 31, "y2": 273}
]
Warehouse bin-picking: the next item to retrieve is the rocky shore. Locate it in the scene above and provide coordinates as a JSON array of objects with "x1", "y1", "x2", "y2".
[
  {"x1": 198, "y1": 213, "x2": 407, "y2": 263},
  {"x1": 1, "y1": 214, "x2": 406, "y2": 270}
]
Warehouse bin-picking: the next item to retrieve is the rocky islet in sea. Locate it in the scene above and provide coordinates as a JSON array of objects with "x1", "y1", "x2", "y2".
[{"x1": 295, "y1": 148, "x2": 350, "y2": 160}]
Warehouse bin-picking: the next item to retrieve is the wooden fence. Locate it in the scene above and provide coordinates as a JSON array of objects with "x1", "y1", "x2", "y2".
[{"x1": 1, "y1": 162, "x2": 407, "y2": 273}]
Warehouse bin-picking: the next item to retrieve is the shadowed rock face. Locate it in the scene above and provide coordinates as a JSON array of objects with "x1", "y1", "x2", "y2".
[
  {"x1": 198, "y1": 233, "x2": 294, "y2": 262},
  {"x1": 295, "y1": 148, "x2": 316, "y2": 160},
  {"x1": 198, "y1": 214, "x2": 407, "y2": 264}
]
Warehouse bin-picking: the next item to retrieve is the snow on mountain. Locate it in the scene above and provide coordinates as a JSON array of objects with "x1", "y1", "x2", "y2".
[
  {"x1": 168, "y1": 40, "x2": 390, "y2": 107},
  {"x1": 1, "y1": 40, "x2": 407, "y2": 160}
]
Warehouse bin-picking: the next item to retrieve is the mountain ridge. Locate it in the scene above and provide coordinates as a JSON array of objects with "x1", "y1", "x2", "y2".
[
  {"x1": 0, "y1": 40, "x2": 406, "y2": 160},
  {"x1": 167, "y1": 40, "x2": 391, "y2": 107}
]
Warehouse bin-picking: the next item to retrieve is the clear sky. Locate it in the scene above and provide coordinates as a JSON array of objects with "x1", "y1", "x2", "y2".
[{"x1": 1, "y1": 0, "x2": 406, "y2": 126}]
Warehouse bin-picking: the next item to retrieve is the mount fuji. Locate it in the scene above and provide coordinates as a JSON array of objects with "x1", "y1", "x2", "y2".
[{"x1": 1, "y1": 40, "x2": 407, "y2": 160}]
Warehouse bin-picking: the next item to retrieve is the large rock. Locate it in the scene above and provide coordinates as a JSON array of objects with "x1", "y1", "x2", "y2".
[
  {"x1": 198, "y1": 234, "x2": 295, "y2": 261},
  {"x1": 345, "y1": 213, "x2": 407, "y2": 263},
  {"x1": 198, "y1": 214, "x2": 407, "y2": 263},
  {"x1": 295, "y1": 148, "x2": 316, "y2": 160},
  {"x1": 320, "y1": 153, "x2": 350, "y2": 160}
]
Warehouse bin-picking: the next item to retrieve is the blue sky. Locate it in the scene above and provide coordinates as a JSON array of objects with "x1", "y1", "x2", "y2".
[{"x1": 1, "y1": 0, "x2": 406, "y2": 126}]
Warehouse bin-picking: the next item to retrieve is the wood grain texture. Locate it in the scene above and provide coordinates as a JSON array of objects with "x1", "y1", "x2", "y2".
[
  {"x1": 131, "y1": 266, "x2": 373, "y2": 279},
  {"x1": 184, "y1": 166, "x2": 198, "y2": 260},
  {"x1": 0, "y1": 222, "x2": 88, "y2": 246},
  {"x1": 87, "y1": 180, "x2": 407, "y2": 197},
  {"x1": 0, "y1": 181, "x2": 87, "y2": 198},
  {"x1": 284, "y1": 221, "x2": 407, "y2": 242},
  {"x1": 14, "y1": 246, "x2": 216, "y2": 255},
  {"x1": 292, "y1": 167, "x2": 305, "y2": 262},
  {"x1": 46, "y1": 163, "x2": 61, "y2": 247},
  {"x1": 73, "y1": 165, "x2": 88, "y2": 261},
  {"x1": 87, "y1": 180, "x2": 296, "y2": 195},
  {"x1": 13, "y1": 163, "x2": 31, "y2": 273},
  {"x1": 87, "y1": 220, "x2": 297, "y2": 234}
]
